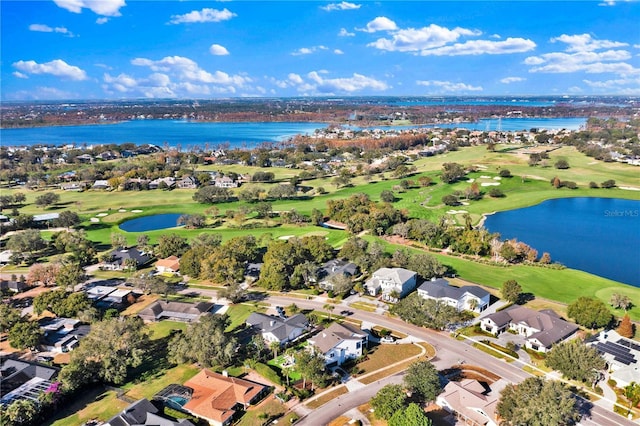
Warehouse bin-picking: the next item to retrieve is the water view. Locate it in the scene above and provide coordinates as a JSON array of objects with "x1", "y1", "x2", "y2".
[
  {"x1": 1, "y1": 117, "x2": 586, "y2": 149},
  {"x1": 119, "y1": 213, "x2": 184, "y2": 233},
  {"x1": 483, "y1": 197, "x2": 640, "y2": 287}
]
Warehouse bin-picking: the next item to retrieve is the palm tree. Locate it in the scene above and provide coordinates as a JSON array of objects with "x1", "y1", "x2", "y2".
[
  {"x1": 269, "y1": 341, "x2": 280, "y2": 359},
  {"x1": 323, "y1": 303, "x2": 335, "y2": 321},
  {"x1": 468, "y1": 298, "x2": 479, "y2": 312}
]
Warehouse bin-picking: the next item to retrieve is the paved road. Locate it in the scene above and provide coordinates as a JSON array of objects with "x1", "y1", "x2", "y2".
[{"x1": 186, "y1": 288, "x2": 635, "y2": 426}]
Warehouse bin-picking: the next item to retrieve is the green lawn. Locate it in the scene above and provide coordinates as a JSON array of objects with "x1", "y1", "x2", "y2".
[
  {"x1": 225, "y1": 302, "x2": 267, "y2": 331},
  {"x1": 46, "y1": 388, "x2": 128, "y2": 426},
  {"x1": 147, "y1": 320, "x2": 188, "y2": 340},
  {"x1": 123, "y1": 364, "x2": 200, "y2": 400}
]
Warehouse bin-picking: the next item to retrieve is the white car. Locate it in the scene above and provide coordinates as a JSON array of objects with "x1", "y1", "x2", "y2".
[{"x1": 380, "y1": 336, "x2": 396, "y2": 344}]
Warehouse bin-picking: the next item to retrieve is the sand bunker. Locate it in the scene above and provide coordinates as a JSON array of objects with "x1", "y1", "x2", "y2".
[
  {"x1": 132, "y1": 209, "x2": 143, "y2": 213},
  {"x1": 96, "y1": 213, "x2": 109, "y2": 217},
  {"x1": 90, "y1": 218, "x2": 100, "y2": 223},
  {"x1": 481, "y1": 182, "x2": 501, "y2": 186}
]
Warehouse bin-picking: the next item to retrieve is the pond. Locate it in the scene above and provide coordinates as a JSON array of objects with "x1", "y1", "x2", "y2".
[
  {"x1": 483, "y1": 197, "x2": 640, "y2": 287},
  {"x1": 119, "y1": 213, "x2": 184, "y2": 232}
]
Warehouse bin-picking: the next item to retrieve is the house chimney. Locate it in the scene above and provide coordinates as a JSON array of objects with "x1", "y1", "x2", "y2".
[
  {"x1": 270, "y1": 320, "x2": 275, "y2": 326},
  {"x1": 222, "y1": 370, "x2": 228, "y2": 377}
]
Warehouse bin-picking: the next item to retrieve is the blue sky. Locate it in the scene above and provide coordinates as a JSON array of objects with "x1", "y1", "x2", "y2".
[{"x1": 1, "y1": 1, "x2": 639, "y2": 100}]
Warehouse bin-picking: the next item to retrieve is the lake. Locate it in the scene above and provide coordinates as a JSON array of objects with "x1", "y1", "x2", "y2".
[
  {"x1": 483, "y1": 197, "x2": 640, "y2": 287},
  {"x1": 1, "y1": 117, "x2": 585, "y2": 149},
  {"x1": 119, "y1": 213, "x2": 184, "y2": 233},
  {"x1": 0, "y1": 120, "x2": 325, "y2": 149}
]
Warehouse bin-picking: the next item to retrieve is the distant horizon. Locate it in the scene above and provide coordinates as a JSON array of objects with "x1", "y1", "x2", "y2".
[
  {"x1": 2, "y1": 94, "x2": 639, "y2": 104},
  {"x1": 2, "y1": 1, "x2": 639, "y2": 100}
]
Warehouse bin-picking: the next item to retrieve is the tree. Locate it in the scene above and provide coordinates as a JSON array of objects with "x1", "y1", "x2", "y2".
[
  {"x1": 418, "y1": 176, "x2": 432, "y2": 187},
  {"x1": 9, "y1": 320, "x2": 43, "y2": 349},
  {"x1": 149, "y1": 278, "x2": 176, "y2": 300},
  {"x1": 440, "y1": 162, "x2": 466, "y2": 183},
  {"x1": 168, "y1": 314, "x2": 237, "y2": 368},
  {"x1": 555, "y1": 159, "x2": 570, "y2": 169},
  {"x1": 35, "y1": 191, "x2": 60, "y2": 208},
  {"x1": 371, "y1": 384, "x2": 407, "y2": 420},
  {"x1": 617, "y1": 314, "x2": 635, "y2": 338},
  {"x1": 625, "y1": 382, "x2": 640, "y2": 409},
  {"x1": 27, "y1": 263, "x2": 60, "y2": 287},
  {"x1": 7, "y1": 229, "x2": 46, "y2": 259},
  {"x1": 177, "y1": 214, "x2": 206, "y2": 229},
  {"x1": 610, "y1": 293, "x2": 632, "y2": 311},
  {"x1": 54, "y1": 210, "x2": 81, "y2": 228},
  {"x1": 328, "y1": 274, "x2": 353, "y2": 297},
  {"x1": 60, "y1": 316, "x2": 150, "y2": 387},
  {"x1": 502, "y1": 280, "x2": 522, "y2": 304},
  {"x1": 323, "y1": 303, "x2": 335, "y2": 321},
  {"x1": 380, "y1": 190, "x2": 395, "y2": 203},
  {"x1": 540, "y1": 252, "x2": 552, "y2": 264},
  {"x1": 201, "y1": 247, "x2": 245, "y2": 283},
  {"x1": 389, "y1": 403, "x2": 432, "y2": 426},
  {"x1": 4, "y1": 399, "x2": 38, "y2": 426},
  {"x1": 110, "y1": 232, "x2": 127, "y2": 249},
  {"x1": 601, "y1": 179, "x2": 616, "y2": 188},
  {"x1": 499, "y1": 169, "x2": 512, "y2": 178},
  {"x1": 56, "y1": 262, "x2": 85, "y2": 290},
  {"x1": 392, "y1": 294, "x2": 461, "y2": 330},
  {"x1": 488, "y1": 187, "x2": 505, "y2": 198},
  {"x1": 441, "y1": 194, "x2": 459, "y2": 206},
  {"x1": 218, "y1": 282, "x2": 247, "y2": 303},
  {"x1": 332, "y1": 174, "x2": 352, "y2": 188},
  {"x1": 568, "y1": 297, "x2": 613, "y2": 329},
  {"x1": 156, "y1": 233, "x2": 189, "y2": 258},
  {"x1": 497, "y1": 377, "x2": 580, "y2": 426},
  {"x1": 0, "y1": 304, "x2": 23, "y2": 333},
  {"x1": 193, "y1": 186, "x2": 232, "y2": 203},
  {"x1": 255, "y1": 202, "x2": 273, "y2": 219},
  {"x1": 546, "y1": 340, "x2": 606, "y2": 383},
  {"x1": 295, "y1": 349, "x2": 330, "y2": 390},
  {"x1": 403, "y1": 360, "x2": 441, "y2": 402}
]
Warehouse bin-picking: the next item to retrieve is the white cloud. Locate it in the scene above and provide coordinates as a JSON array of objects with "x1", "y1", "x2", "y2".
[
  {"x1": 359, "y1": 17, "x2": 397, "y2": 33},
  {"x1": 169, "y1": 8, "x2": 236, "y2": 24},
  {"x1": 291, "y1": 46, "x2": 329, "y2": 56},
  {"x1": 584, "y1": 77, "x2": 640, "y2": 94},
  {"x1": 96, "y1": 17, "x2": 109, "y2": 24},
  {"x1": 53, "y1": 0, "x2": 125, "y2": 17},
  {"x1": 29, "y1": 23, "x2": 74, "y2": 36},
  {"x1": 338, "y1": 28, "x2": 355, "y2": 37},
  {"x1": 304, "y1": 71, "x2": 389, "y2": 93},
  {"x1": 321, "y1": 2, "x2": 360, "y2": 11},
  {"x1": 103, "y1": 72, "x2": 138, "y2": 92},
  {"x1": 417, "y1": 80, "x2": 483, "y2": 92},
  {"x1": 13, "y1": 71, "x2": 28, "y2": 79},
  {"x1": 288, "y1": 73, "x2": 304, "y2": 84},
  {"x1": 419, "y1": 37, "x2": 536, "y2": 56},
  {"x1": 551, "y1": 34, "x2": 628, "y2": 52},
  {"x1": 130, "y1": 55, "x2": 250, "y2": 92},
  {"x1": 525, "y1": 34, "x2": 638, "y2": 76},
  {"x1": 209, "y1": 44, "x2": 230, "y2": 56},
  {"x1": 368, "y1": 24, "x2": 481, "y2": 52},
  {"x1": 13, "y1": 59, "x2": 88, "y2": 80},
  {"x1": 500, "y1": 76, "x2": 526, "y2": 84},
  {"x1": 334, "y1": 49, "x2": 344, "y2": 55},
  {"x1": 525, "y1": 50, "x2": 638, "y2": 74}
]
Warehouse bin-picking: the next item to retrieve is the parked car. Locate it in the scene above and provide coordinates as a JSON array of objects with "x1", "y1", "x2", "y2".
[{"x1": 380, "y1": 336, "x2": 396, "y2": 344}]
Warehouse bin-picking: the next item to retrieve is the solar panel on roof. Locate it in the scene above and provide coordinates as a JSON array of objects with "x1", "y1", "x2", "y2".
[{"x1": 614, "y1": 356, "x2": 633, "y2": 366}]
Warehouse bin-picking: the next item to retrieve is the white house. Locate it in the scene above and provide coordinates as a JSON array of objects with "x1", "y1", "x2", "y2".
[
  {"x1": 246, "y1": 313, "x2": 309, "y2": 346},
  {"x1": 364, "y1": 267, "x2": 417, "y2": 302},
  {"x1": 308, "y1": 322, "x2": 368, "y2": 368},
  {"x1": 480, "y1": 306, "x2": 578, "y2": 352},
  {"x1": 417, "y1": 278, "x2": 490, "y2": 312}
]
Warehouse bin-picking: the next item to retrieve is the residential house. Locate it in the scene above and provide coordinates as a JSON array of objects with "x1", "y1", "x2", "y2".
[
  {"x1": 480, "y1": 306, "x2": 578, "y2": 352},
  {"x1": 182, "y1": 370, "x2": 269, "y2": 426},
  {"x1": 96, "y1": 151, "x2": 118, "y2": 161},
  {"x1": 92, "y1": 180, "x2": 111, "y2": 190},
  {"x1": 0, "y1": 278, "x2": 27, "y2": 293},
  {"x1": 149, "y1": 177, "x2": 176, "y2": 190},
  {"x1": 41, "y1": 318, "x2": 90, "y2": 353},
  {"x1": 588, "y1": 330, "x2": 640, "y2": 387},
  {"x1": 436, "y1": 379, "x2": 508, "y2": 426},
  {"x1": 246, "y1": 312, "x2": 309, "y2": 346},
  {"x1": 417, "y1": 278, "x2": 490, "y2": 312},
  {"x1": 76, "y1": 154, "x2": 93, "y2": 163},
  {"x1": 60, "y1": 182, "x2": 86, "y2": 191},
  {"x1": 364, "y1": 267, "x2": 417, "y2": 301},
  {"x1": 106, "y1": 398, "x2": 194, "y2": 426},
  {"x1": 177, "y1": 176, "x2": 198, "y2": 189},
  {"x1": 138, "y1": 301, "x2": 214, "y2": 322},
  {"x1": 101, "y1": 247, "x2": 154, "y2": 271},
  {"x1": 316, "y1": 259, "x2": 359, "y2": 291},
  {"x1": 308, "y1": 322, "x2": 368, "y2": 367},
  {"x1": 0, "y1": 359, "x2": 59, "y2": 407},
  {"x1": 156, "y1": 256, "x2": 180, "y2": 275},
  {"x1": 84, "y1": 286, "x2": 133, "y2": 308},
  {"x1": 124, "y1": 178, "x2": 150, "y2": 191},
  {"x1": 214, "y1": 176, "x2": 238, "y2": 188}
]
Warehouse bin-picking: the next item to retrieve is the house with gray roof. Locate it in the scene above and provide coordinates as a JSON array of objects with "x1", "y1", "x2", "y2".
[
  {"x1": 138, "y1": 301, "x2": 214, "y2": 323},
  {"x1": 102, "y1": 247, "x2": 154, "y2": 271},
  {"x1": 307, "y1": 322, "x2": 368, "y2": 367},
  {"x1": 41, "y1": 317, "x2": 90, "y2": 353},
  {"x1": 1, "y1": 359, "x2": 59, "y2": 407},
  {"x1": 417, "y1": 278, "x2": 490, "y2": 312},
  {"x1": 436, "y1": 378, "x2": 508, "y2": 426},
  {"x1": 246, "y1": 313, "x2": 309, "y2": 346},
  {"x1": 587, "y1": 330, "x2": 640, "y2": 387},
  {"x1": 316, "y1": 259, "x2": 359, "y2": 291},
  {"x1": 106, "y1": 398, "x2": 194, "y2": 426},
  {"x1": 480, "y1": 306, "x2": 578, "y2": 352},
  {"x1": 364, "y1": 267, "x2": 417, "y2": 302}
]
